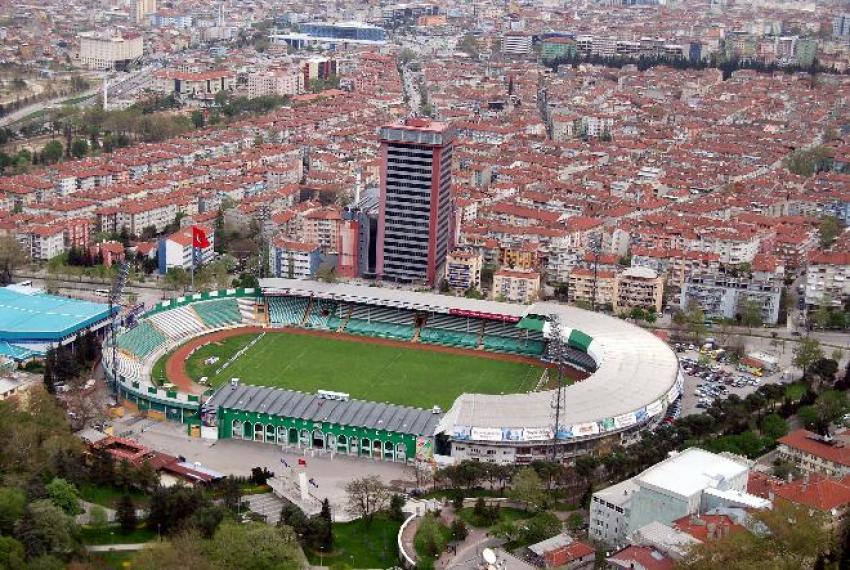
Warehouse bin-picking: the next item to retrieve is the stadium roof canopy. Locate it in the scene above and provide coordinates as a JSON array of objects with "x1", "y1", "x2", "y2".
[
  {"x1": 259, "y1": 279, "x2": 681, "y2": 437},
  {"x1": 0, "y1": 287, "x2": 113, "y2": 343},
  {"x1": 207, "y1": 384, "x2": 441, "y2": 437}
]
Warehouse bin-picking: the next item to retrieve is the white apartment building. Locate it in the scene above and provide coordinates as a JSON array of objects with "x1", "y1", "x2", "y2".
[
  {"x1": 269, "y1": 238, "x2": 320, "y2": 279},
  {"x1": 157, "y1": 226, "x2": 215, "y2": 274},
  {"x1": 77, "y1": 31, "x2": 143, "y2": 70},
  {"x1": 493, "y1": 268, "x2": 540, "y2": 303},
  {"x1": 247, "y1": 68, "x2": 303, "y2": 98},
  {"x1": 805, "y1": 252, "x2": 850, "y2": 308},
  {"x1": 501, "y1": 34, "x2": 532, "y2": 55},
  {"x1": 24, "y1": 226, "x2": 66, "y2": 261},
  {"x1": 686, "y1": 232, "x2": 760, "y2": 264},
  {"x1": 590, "y1": 448, "x2": 767, "y2": 548},
  {"x1": 445, "y1": 250, "x2": 483, "y2": 291}
]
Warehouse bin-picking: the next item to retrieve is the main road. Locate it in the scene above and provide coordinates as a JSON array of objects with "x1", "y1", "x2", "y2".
[{"x1": 0, "y1": 66, "x2": 154, "y2": 128}]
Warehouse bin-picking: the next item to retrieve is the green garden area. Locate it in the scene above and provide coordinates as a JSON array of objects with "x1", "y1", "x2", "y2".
[{"x1": 179, "y1": 332, "x2": 546, "y2": 409}]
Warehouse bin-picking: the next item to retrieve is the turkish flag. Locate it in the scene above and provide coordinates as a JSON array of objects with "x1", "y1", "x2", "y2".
[{"x1": 192, "y1": 226, "x2": 210, "y2": 249}]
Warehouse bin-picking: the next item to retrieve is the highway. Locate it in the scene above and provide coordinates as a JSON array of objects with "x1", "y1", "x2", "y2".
[{"x1": 0, "y1": 66, "x2": 154, "y2": 128}]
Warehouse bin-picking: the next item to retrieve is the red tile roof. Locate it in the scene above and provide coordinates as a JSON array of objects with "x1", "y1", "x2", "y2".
[{"x1": 778, "y1": 429, "x2": 850, "y2": 467}]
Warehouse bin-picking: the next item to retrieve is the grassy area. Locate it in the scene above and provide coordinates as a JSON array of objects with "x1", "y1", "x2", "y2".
[
  {"x1": 456, "y1": 506, "x2": 531, "y2": 528},
  {"x1": 90, "y1": 550, "x2": 137, "y2": 569},
  {"x1": 150, "y1": 348, "x2": 175, "y2": 386},
  {"x1": 80, "y1": 524, "x2": 156, "y2": 545},
  {"x1": 79, "y1": 484, "x2": 150, "y2": 510},
  {"x1": 785, "y1": 382, "x2": 807, "y2": 401},
  {"x1": 183, "y1": 332, "x2": 545, "y2": 409},
  {"x1": 305, "y1": 515, "x2": 401, "y2": 569}
]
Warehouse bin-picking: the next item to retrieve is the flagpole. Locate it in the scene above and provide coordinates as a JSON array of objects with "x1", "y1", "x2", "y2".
[{"x1": 190, "y1": 244, "x2": 195, "y2": 292}]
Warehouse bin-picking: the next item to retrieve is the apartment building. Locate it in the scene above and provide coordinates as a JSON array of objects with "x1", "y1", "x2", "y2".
[
  {"x1": 25, "y1": 226, "x2": 66, "y2": 261},
  {"x1": 269, "y1": 238, "x2": 321, "y2": 279},
  {"x1": 77, "y1": 31, "x2": 143, "y2": 70},
  {"x1": 493, "y1": 268, "x2": 541, "y2": 303},
  {"x1": 247, "y1": 68, "x2": 303, "y2": 98},
  {"x1": 614, "y1": 267, "x2": 664, "y2": 314},
  {"x1": 567, "y1": 268, "x2": 616, "y2": 308},
  {"x1": 680, "y1": 265, "x2": 783, "y2": 325},
  {"x1": 805, "y1": 252, "x2": 850, "y2": 308},
  {"x1": 777, "y1": 429, "x2": 850, "y2": 478},
  {"x1": 302, "y1": 207, "x2": 342, "y2": 254},
  {"x1": 444, "y1": 250, "x2": 483, "y2": 291},
  {"x1": 501, "y1": 34, "x2": 533, "y2": 55},
  {"x1": 157, "y1": 226, "x2": 215, "y2": 274}
]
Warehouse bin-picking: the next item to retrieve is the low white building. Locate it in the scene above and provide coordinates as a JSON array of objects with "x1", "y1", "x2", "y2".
[
  {"x1": 589, "y1": 448, "x2": 767, "y2": 547},
  {"x1": 269, "y1": 238, "x2": 321, "y2": 279},
  {"x1": 157, "y1": 226, "x2": 215, "y2": 274}
]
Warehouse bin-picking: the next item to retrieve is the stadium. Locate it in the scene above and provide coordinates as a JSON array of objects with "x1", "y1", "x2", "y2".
[
  {"x1": 103, "y1": 279, "x2": 683, "y2": 465},
  {"x1": 0, "y1": 285, "x2": 115, "y2": 362}
]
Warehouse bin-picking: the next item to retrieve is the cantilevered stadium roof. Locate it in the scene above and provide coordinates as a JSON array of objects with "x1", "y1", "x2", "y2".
[
  {"x1": 258, "y1": 279, "x2": 681, "y2": 441},
  {"x1": 207, "y1": 384, "x2": 442, "y2": 437}
]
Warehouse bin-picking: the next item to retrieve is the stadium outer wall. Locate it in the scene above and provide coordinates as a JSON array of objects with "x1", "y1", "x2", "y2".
[{"x1": 104, "y1": 282, "x2": 682, "y2": 465}]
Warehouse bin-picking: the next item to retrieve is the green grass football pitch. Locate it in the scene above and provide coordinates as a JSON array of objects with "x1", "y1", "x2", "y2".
[{"x1": 183, "y1": 332, "x2": 546, "y2": 410}]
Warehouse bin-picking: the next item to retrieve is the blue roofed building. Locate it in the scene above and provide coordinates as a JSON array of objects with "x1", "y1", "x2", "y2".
[{"x1": 0, "y1": 286, "x2": 115, "y2": 354}]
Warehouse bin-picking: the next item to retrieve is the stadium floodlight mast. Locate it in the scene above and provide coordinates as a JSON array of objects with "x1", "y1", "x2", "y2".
[
  {"x1": 107, "y1": 261, "x2": 130, "y2": 388},
  {"x1": 547, "y1": 313, "x2": 568, "y2": 462}
]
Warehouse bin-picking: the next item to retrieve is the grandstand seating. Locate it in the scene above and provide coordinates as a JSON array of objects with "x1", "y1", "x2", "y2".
[
  {"x1": 148, "y1": 306, "x2": 206, "y2": 340},
  {"x1": 193, "y1": 298, "x2": 242, "y2": 328},
  {"x1": 116, "y1": 321, "x2": 167, "y2": 358},
  {"x1": 305, "y1": 299, "x2": 338, "y2": 330},
  {"x1": 112, "y1": 352, "x2": 142, "y2": 379},
  {"x1": 420, "y1": 328, "x2": 479, "y2": 349},
  {"x1": 482, "y1": 335, "x2": 546, "y2": 356},
  {"x1": 339, "y1": 304, "x2": 415, "y2": 340},
  {"x1": 268, "y1": 297, "x2": 309, "y2": 326},
  {"x1": 423, "y1": 313, "x2": 479, "y2": 333},
  {"x1": 345, "y1": 318, "x2": 414, "y2": 341},
  {"x1": 237, "y1": 298, "x2": 257, "y2": 324},
  {"x1": 419, "y1": 312, "x2": 481, "y2": 349}
]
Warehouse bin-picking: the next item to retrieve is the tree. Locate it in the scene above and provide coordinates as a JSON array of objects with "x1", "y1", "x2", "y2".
[
  {"x1": 147, "y1": 485, "x2": 208, "y2": 536},
  {"x1": 116, "y1": 494, "x2": 137, "y2": 534},
  {"x1": 278, "y1": 503, "x2": 309, "y2": 537},
  {"x1": 0, "y1": 236, "x2": 28, "y2": 285},
  {"x1": 0, "y1": 487, "x2": 25, "y2": 535},
  {"x1": 165, "y1": 267, "x2": 190, "y2": 291},
  {"x1": 45, "y1": 478, "x2": 82, "y2": 516},
  {"x1": 220, "y1": 476, "x2": 243, "y2": 512},
  {"x1": 41, "y1": 141, "x2": 63, "y2": 164},
  {"x1": 414, "y1": 513, "x2": 449, "y2": 559},
  {"x1": 206, "y1": 521, "x2": 300, "y2": 570},
  {"x1": 739, "y1": 299, "x2": 763, "y2": 330},
  {"x1": 70, "y1": 138, "x2": 89, "y2": 159},
  {"x1": 509, "y1": 467, "x2": 545, "y2": 511},
  {"x1": 345, "y1": 475, "x2": 390, "y2": 522},
  {"x1": 88, "y1": 505, "x2": 108, "y2": 533},
  {"x1": 450, "y1": 518, "x2": 468, "y2": 541},
  {"x1": 794, "y1": 337, "x2": 824, "y2": 379},
  {"x1": 13, "y1": 499, "x2": 77, "y2": 558},
  {"x1": 190, "y1": 110, "x2": 205, "y2": 129},
  {"x1": 679, "y1": 501, "x2": 828, "y2": 569},
  {"x1": 133, "y1": 531, "x2": 208, "y2": 570},
  {"x1": 818, "y1": 215, "x2": 842, "y2": 248},
  {"x1": 0, "y1": 536, "x2": 26, "y2": 570},
  {"x1": 399, "y1": 47, "x2": 417, "y2": 64},
  {"x1": 520, "y1": 512, "x2": 562, "y2": 545},
  {"x1": 388, "y1": 494, "x2": 405, "y2": 521},
  {"x1": 759, "y1": 413, "x2": 788, "y2": 441}
]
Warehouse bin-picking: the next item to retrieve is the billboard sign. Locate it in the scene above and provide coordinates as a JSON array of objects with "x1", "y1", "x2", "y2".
[{"x1": 471, "y1": 427, "x2": 503, "y2": 441}]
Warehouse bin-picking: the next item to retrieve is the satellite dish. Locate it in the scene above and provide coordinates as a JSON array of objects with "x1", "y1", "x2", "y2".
[{"x1": 483, "y1": 548, "x2": 497, "y2": 564}]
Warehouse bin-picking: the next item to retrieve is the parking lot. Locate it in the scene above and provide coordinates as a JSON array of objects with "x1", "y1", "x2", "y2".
[{"x1": 675, "y1": 343, "x2": 792, "y2": 417}]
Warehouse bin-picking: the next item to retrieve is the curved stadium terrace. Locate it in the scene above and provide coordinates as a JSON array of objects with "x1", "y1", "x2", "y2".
[{"x1": 103, "y1": 279, "x2": 682, "y2": 464}]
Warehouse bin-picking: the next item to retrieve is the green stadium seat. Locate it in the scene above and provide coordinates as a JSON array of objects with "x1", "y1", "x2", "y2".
[
  {"x1": 193, "y1": 298, "x2": 241, "y2": 328},
  {"x1": 116, "y1": 321, "x2": 167, "y2": 359}
]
